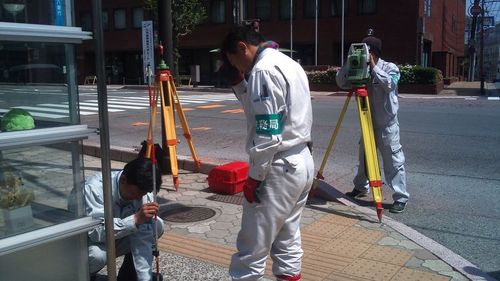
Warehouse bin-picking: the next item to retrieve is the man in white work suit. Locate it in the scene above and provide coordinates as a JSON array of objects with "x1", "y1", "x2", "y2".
[
  {"x1": 220, "y1": 26, "x2": 314, "y2": 281},
  {"x1": 82, "y1": 157, "x2": 164, "y2": 281},
  {"x1": 336, "y1": 31, "x2": 409, "y2": 213}
]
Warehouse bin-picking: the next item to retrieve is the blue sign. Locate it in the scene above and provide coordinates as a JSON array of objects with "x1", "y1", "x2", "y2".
[
  {"x1": 476, "y1": 16, "x2": 495, "y2": 30},
  {"x1": 54, "y1": 0, "x2": 64, "y2": 26}
]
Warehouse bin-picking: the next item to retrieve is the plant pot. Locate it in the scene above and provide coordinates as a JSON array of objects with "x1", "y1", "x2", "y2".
[{"x1": 1, "y1": 204, "x2": 33, "y2": 233}]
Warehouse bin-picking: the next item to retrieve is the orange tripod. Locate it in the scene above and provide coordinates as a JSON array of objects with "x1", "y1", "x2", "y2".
[{"x1": 145, "y1": 46, "x2": 201, "y2": 190}]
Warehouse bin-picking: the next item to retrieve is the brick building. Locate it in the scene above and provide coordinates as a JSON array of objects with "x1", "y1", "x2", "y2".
[{"x1": 75, "y1": 0, "x2": 465, "y2": 84}]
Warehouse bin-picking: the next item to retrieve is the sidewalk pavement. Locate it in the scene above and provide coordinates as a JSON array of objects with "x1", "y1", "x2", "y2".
[{"x1": 83, "y1": 143, "x2": 496, "y2": 281}]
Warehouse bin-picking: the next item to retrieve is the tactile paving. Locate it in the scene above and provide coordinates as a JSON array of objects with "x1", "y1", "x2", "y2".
[
  {"x1": 302, "y1": 220, "x2": 349, "y2": 238},
  {"x1": 318, "y1": 213, "x2": 359, "y2": 226},
  {"x1": 360, "y1": 245, "x2": 413, "y2": 266},
  {"x1": 337, "y1": 226, "x2": 385, "y2": 244},
  {"x1": 319, "y1": 238, "x2": 372, "y2": 258},
  {"x1": 342, "y1": 258, "x2": 401, "y2": 281},
  {"x1": 390, "y1": 267, "x2": 451, "y2": 281},
  {"x1": 301, "y1": 231, "x2": 332, "y2": 251},
  {"x1": 158, "y1": 232, "x2": 234, "y2": 266},
  {"x1": 324, "y1": 271, "x2": 373, "y2": 281}
]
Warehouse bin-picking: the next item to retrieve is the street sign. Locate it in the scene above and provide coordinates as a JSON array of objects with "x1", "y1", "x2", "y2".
[
  {"x1": 470, "y1": 4, "x2": 482, "y2": 16},
  {"x1": 476, "y1": 16, "x2": 495, "y2": 31},
  {"x1": 142, "y1": 21, "x2": 155, "y2": 84}
]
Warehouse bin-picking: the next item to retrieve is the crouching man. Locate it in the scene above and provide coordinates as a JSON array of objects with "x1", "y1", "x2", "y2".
[{"x1": 84, "y1": 157, "x2": 164, "y2": 281}]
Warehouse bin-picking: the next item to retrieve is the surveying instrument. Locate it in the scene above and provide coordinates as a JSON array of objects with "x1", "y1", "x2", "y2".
[
  {"x1": 310, "y1": 43, "x2": 384, "y2": 222},
  {"x1": 144, "y1": 43, "x2": 201, "y2": 191}
]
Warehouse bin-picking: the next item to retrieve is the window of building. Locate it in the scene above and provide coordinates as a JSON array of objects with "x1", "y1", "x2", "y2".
[
  {"x1": 114, "y1": 9, "x2": 126, "y2": 30},
  {"x1": 304, "y1": 0, "x2": 317, "y2": 19},
  {"x1": 211, "y1": 0, "x2": 225, "y2": 23},
  {"x1": 424, "y1": 0, "x2": 431, "y2": 17},
  {"x1": 81, "y1": 12, "x2": 92, "y2": 31},
  {"x1": 330, "y1": 0, "x2": 348, "y2": 16},
  {"x1": 452, "y1": 14, "x2": 456, "y2": 32},
  {"x1": 280, "y1": 0, "x2": 296, "y2": 20},
  {"x1": 132, "y1": 8, "x2": 144, "y2": 28},
  {"x1": 255, "y1": 0, "x2": 272, "y2": 20},
  {"x1": 102, "y1": 10, "x2": 109, "y2": 31},
  {"x1": 358, "y1": 0, "x2": 376, "y2": 15}
]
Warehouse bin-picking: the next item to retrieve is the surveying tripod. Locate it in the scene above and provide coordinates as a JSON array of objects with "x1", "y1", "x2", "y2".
[
  {"x1": 145, "y1": 51, "x2": 201, "y2": 191},
  {"x1": 310, "y1": 85, "x2": 384, "y2": 222}
]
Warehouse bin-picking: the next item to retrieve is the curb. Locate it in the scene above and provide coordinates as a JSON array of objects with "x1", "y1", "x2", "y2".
[{"x1": 82, "y1": 143, "x2": 497, "y2": 281}]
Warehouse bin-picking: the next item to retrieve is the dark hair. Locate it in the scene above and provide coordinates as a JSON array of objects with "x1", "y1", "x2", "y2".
[
  {"x1": 123, "y1": 157, "x2": 162, "y2": 192},
  {"x1": 221, "y1": 25, "x2": 265, "y2": 56},
  {"x1": 362, "y1": 36, "x2": 382, "y2": 57}
]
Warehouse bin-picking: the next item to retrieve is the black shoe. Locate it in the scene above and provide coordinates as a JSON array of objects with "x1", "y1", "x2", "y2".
[
  {"x1": 345, "y1": 188, "x2": 368, "y2": 198},
  {"x1": 390, "y1": 201, "x2": 406, "y2": 213}
]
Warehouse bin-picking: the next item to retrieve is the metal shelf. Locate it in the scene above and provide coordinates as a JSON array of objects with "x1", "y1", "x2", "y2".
[
  {"x1": 0, "y1": 125, "x2": 96, "y2": 150},
  {"x1": 0, "y1": 22, "x2": 92, "y2": 43}
]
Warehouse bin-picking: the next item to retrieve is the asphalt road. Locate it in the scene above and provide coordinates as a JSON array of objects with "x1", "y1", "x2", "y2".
[{"x1": 77, "y1": 87, "x2": 500, "y2": 279}]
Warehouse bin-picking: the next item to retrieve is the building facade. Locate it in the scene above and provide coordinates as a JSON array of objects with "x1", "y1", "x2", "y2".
[{"x1": 75, "y1": 0, "x2": 466, "y2": 85}]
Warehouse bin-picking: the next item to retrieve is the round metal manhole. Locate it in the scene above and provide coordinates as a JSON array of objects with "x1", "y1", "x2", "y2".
[{"x1": 160, "y1": 206, "x2": 216, "y2": 223}]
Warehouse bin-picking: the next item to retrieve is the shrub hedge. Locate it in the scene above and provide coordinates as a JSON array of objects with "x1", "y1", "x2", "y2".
[{"x1": 305, "y1": 64, "x2": 443, "y2": 85}]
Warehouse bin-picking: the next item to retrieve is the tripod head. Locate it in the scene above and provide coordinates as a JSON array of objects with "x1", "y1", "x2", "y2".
[{"x1": 346, "y1": 43, "x2": 370, "y2": 86}]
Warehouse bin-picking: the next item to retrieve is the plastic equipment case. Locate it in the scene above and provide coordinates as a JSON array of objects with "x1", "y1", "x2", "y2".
[{"x1": 208, "y1": 161, "x2": 250, "y2": 194}]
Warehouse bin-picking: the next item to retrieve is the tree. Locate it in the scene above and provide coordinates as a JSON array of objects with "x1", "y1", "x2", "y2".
[{"x1": 142, "y1": 0, "x2": 207, "y2": 74}]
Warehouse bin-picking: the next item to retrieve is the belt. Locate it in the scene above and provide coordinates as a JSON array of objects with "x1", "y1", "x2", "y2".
[{"x1": 273, "y1": 143, "x2": 309, "y2": 160}]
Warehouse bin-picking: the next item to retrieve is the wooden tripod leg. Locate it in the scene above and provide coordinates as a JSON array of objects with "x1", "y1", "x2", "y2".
[
  {"x1": 355, "y1": 88, "x2": 383, "y2": 222},
  {"x1": 168, "y1": 78, "x2": 201, "y2": 171},
  {"x1": 159, "y1": 77, "x2": 180, "y2": 190}
]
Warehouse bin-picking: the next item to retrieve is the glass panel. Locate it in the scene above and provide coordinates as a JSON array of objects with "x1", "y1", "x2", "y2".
[
  {"x1": 280, "y1": 0, "x2": 296, "y2": 20},
  {"x1": 114, "y1": 9, "x2": 126, "y2": 30},
  {"x1": 102, "y1": 10, "x2": 109, "y2": 31},
  {"x1": 331, "y1": 0, "x2": 348, "y2": 16},
  {"x1": 0, "y1": 143, "x2": 85, "y2": 239},
  {"x1": 304, "y1": 0, "x2": 316, "y2": 18},
  {"x1": 132, "y1": 7, "x2": 143, "y2": 28},
  {"x1": 255, "y1": 0, "x2": 271, "y2": 20},
  {"x1": 80, "y1": 12, "x2": 92, "y2": 31},
  {"x1": 0, "y1": 0, "x2": 68, "y2": 25},
  {"x1": 358, "y1": 0, "x2": 376, "y2": 15},
  {"x1": 0, "y1": 41, "x2": 78, "y2": 127},
  {"x1": 211, "y1": 0, "x2": 225, "y2": 23}
]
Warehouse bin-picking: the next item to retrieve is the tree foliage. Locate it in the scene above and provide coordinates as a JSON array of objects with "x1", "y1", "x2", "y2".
[{"x1": 141, "y1": 0, "x2": 206, "y2": 40}]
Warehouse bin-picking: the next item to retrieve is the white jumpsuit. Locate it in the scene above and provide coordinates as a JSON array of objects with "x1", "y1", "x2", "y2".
[
  {"x1": 229, "y1": 47, "x2": 314, "y2": 280},
  {"x1": 336, "y1": 58, "x2": 409, "y2": 203},
  {"x1": 84, "y1": 171, "x2": 164, "y2": 281}
]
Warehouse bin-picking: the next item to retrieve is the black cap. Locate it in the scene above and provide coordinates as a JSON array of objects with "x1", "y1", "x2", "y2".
[{"x1": 362, "y1": 36, "x2": 382, "y2": 57}]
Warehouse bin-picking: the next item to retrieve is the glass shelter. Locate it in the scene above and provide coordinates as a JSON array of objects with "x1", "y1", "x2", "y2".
[{"x1": 0, "y1": 1, "x2": 99, "y2": 280}]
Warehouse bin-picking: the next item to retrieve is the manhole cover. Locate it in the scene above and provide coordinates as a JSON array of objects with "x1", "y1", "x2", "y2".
[{"x1": 160, "y1": 206, "x2": 216, "y2": 223}]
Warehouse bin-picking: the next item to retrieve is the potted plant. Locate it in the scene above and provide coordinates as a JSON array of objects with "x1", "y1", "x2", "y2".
[{"x1": 0, "y1": 171, "x2": 34, "y2": 233}]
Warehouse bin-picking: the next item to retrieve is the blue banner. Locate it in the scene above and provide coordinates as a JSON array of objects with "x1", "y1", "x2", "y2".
[{"x1": 54, "y1": 0, "x2": 64, "y2": 26}]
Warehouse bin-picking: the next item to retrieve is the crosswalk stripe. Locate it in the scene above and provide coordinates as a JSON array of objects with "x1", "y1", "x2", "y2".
[
  {"x1": 40, "y1": 103, "x2": 122, "y2": 112},
  {"x1": 78, "y1": 102, "x2": 144, "y2": 110},
  {"x1": 87, "y1": 99, "x2": 149, "y2": 107},
  {"x1": 16, "y1": 106, "x2": 95, "y2": 116},
  {"x1": 0, "y1": 108, "x2": 67, "y2": 119}
]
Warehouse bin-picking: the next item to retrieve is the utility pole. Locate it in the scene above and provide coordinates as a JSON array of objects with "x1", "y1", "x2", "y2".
[
  {"x1": 480, "y1": 0, "x2": 485, "y2": 95},
  {"x1": 469, "y1": 0, "x2": 481, "y2": 81},
  {"x1": 157, "y1": 0, "x2": 174, "y2": 73}
]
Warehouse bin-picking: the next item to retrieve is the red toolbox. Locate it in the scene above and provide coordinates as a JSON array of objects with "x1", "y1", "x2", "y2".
[{"x1": 208, "y1": 161, "x2": 250, "y2": 194}]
